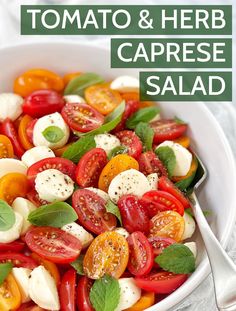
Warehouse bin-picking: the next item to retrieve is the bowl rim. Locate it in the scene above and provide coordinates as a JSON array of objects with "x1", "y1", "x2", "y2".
[{"x1": 0, "y1": 40, "x2": 236, "y2": 310}]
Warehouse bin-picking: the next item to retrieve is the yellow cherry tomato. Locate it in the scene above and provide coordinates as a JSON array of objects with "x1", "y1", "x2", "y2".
[
  {"x1": 63, "y1": 72, "x2": 81, "y2": 85},
  {"x1": 0, "y1": 135, "x2": 14, "y2": 158},
  {"x1": 0, "y1": 273, "x2": 21, "y2": 310},
  {"x1": 18, "y1": 115, "x2": 34, "y2": 150},
  {"x1": 125, "y1": 291, "x2": 155, "y2": 311},
  {"x1": 173, "y1": 136, "x2": 190, "y2": 148}
]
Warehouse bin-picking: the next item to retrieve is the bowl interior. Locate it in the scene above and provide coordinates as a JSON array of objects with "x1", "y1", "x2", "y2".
[{"x1": 0, "y1": 42, "x2": 235, "y2": 311}]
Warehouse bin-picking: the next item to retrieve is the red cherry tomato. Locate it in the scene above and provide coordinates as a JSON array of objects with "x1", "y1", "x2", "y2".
[
  {"x1": 59, "y1": 269, "x2": 76, "y2": 311},
  {"x1": 75, "y1": 148, "x2": 107, "y2": 188},
  {"x1": 23, "y1": 90, "x2": 65, "y2": 118},
  {"x1": 150, "y1": 119, "x2": 187, "y2": 143},
  {"x1": 26, "y1": 118, "x2": 37, "y2": 144},
  {"x1": 17, "y1": 301, "x2": 45, "y2": 311},
  {"x1": 27, "y1": 157, "x2": 76, "y2": 186},
  {"x1": 127, "y1": 231, "x2": 154, "y2": 277},
  {"x1": 77, "y1": 276, "x2": 94, "y2": 311},
  {"x1": 141, "y1": 190, "x2": 184, "y2": 217},
  {"x1": 72, "y1": 189, "x2": 117, "y2": 235},
  {"x1": 113, "y1": 100, "x2": 139, "y2": 133},
  {"x1": 148, "y1": 236, "x2": 175, "y2": 268},
  {"x1": 25, "y1": 226, "x2": 82, "y2": 264},
  {"x1": 26, "y1": 189, "x2": 49, "y2": 207},
  {"x1": 158, "y1": 176, "x2": 190, "y2": 208},
  {"x1": 115, "y1": 130, "x2": 142, "y2": 159},
  {"x1": 138, "y1": 151, "x2": 167, "y2": 177},
  {"x1": 0, "y1": 119, "x2": 25, "y2": 158},
  {"x1": 117, "y1": 194, "x2": 149, "y2": 234},
  {"x1": 61, "y1": 103, "x2": 104, "y2": 133},
  {"x1": 0, "y1": 253, "x2": 37, "y2": 269},
  {"x1": 0, "y1": 240, "x2": 25, "y2": 252},
  {"x1": 135, "y1": 271, "x2": 188, "y2": 294}
]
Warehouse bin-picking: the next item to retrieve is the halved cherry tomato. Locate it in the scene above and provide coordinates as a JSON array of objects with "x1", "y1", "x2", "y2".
[
  {"x1": 141, "y1": 190, "x2": 184, "y2": 217},
  {"x1": 54, "y1": 143, "x2": 73, "y2": 157},
  {"x1": 127, "y1": 232, "x2": 154, "y2": 276},
  {"x1": 118, "y1": 195, "x2": 149, "y2": 234},
  {"x1": 75, "y1": 148, "x2": 107, "y2": 188},
  {"x1": 98, "y1": 154, "x2": 139, "y2": 192},
  {"x1": 26, "y1": 189, "x2": 48, "y2": 207},
  {"x1": 115, "y1": 130, "x2": 142, "y2": 159},
  {"x1": 0, "y1": 118, "x2": 25, "y2": 158},
  {"x1": 158, "y1": 176, "x2": 190, "y2": 208},
  {"x1": 63, "y1": 72, "x2": 81, "y2": 85},
  {"x1": 148, "y1": 236, "x2": 175, "y2": 260},
  {"x1": 17, "y1": 301, "x2": 45, "y2": 311},
  {"x1": 31, "y1": 253, "x2": 60, "y2": 286},
  {"x1": 0, "y1": 274, "x2": 21, "y2": 310},
  {"x1": 138, "y1": 151, "x2": 167, "y2": 177},
  {"x1": 150, "y1": 119, "x2": 187, "y2": 143},
  {"x1": 173, "y1": 136, "x2": 190, "y2": 148},
  {"x1": 0, "y1": 134, "x2": 14, "y2": 158},
  {"x1": 83, "y1": 231, "x2": 129, "y2": 279},
  {"x1": 125, "y1": 291, "x2": 155, "y2": 311},
  {"x1": 25, "y1": 118, "x2": 37, "y2": 144},
  {"x1": 25, "y1": 226, "x2": 82, "y2": 264},
  {"x1": 59, "y1": 269, "x2": 76, "y2": 311},
  {"x1": 85, "y1": 83, "x2": 122, "y2": 115},
  {"x1": 27, "y1": 157, "x2": 76, "y2": 186},
  {"x1": 113, "y1": 100, "x2": 139, "y2": 132},
  {"x1": 61, "y1": 103, "x2": 104, "y2": 133},
  {"x1": 14, "y1": 68, "x2": 64, "y2": 97},
  {"x1": 0, "y1": 173, "x2": 29, "y2": 204},
  {"x1": 18, "y1": 115, "x2": 34, "y2": 150},
  {"x1": 0, "y1": 252, "x2": 37, "y2": 269},
  {"x1": 14, "y1": 115, "x2": 24, "y2": 131},
  {"x1": 0, "y1": 240, "x2": 25, "y2": 252},
  {"x1": 23, "y1": 90, "x2": 65, "y2": 118},
  {"x1": 121, "y1": 92, "x2": 155, "y2": 109},
  {"x1": 72, "y1": 189, "x2": 116, "y2": 235},
  {"x1": 77, "y1": 276, "x2": 94, "y2": 311},
  {"x1": 149, "y1": 211, "x2": 185, "y2": 242},
  {"x1": 135, "y1": 271, "x2": 188, "y2": 294}
]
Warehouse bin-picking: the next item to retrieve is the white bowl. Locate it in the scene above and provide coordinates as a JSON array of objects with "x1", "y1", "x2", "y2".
[{"x1": 0, "y1": 42, "x2": 236, "y2": 311}]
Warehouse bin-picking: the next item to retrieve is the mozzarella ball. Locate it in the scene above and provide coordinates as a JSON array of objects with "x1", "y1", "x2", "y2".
[
  {"x1": 0, "y1": 212, "x2": 23, "y2": 243},
  {"x1": 182, "y1": 212, "x2": 196, "y2": 240},
  {"x1": 110, "y1": 76, "x2": 139, "y2": 93},
  {"x1": 94, "y1": 134, "x2": 120, "y2": 155},
  {"x1": 0, "y1": 93, "x2": 23, "y2": 122},
  {"x1": 21, "y1": 146, "x2": 55, "y2": 167}
]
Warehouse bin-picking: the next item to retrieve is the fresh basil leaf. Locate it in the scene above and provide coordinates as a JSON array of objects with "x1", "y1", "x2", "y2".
[
  {"x1": 185, "y1": 207, "x2": 212, "y2": 218},
  {"x1": 155, "y1": 146, "x2": 176, "y2": 178},
  {"x1": 90, "y1": 275, "x2": 120, "y2": 311},
  {"x1": 71, "y1": 255, "x2": 85, "y2": 275},
  {"x1": 185, "y1": 208, "x2": 194, "y2": 218},
  {"x1": 126, "y1": 106, "x2": 160, "y2": 129},
  {"x1": 174, "y1": 116, "x2": 187, "y2": 124},
  {"x1": 0, "y1": 263, "x2": 13, "y2": 285},
  {"x1": 105, "y1": 200, "x2": 122, "y2": 225},
  {"x1": 42, "y1": 126, "x2": 65, "y2": 143},
  {"x1": 28, "y1": 202, "x2": 78, "y2": 227},
  {"x1": 135, "y1": 122, "x2": 154, "y2": 151},
  {"x1": 175, "y1": 173, "x2": 197, "y2": 191},
  {"x1": 62, "y1": 135, "x2": 96, "y2": 163},
  {"x1": 108, "y1": 146, "x2": 128, "y2": 160},
  {"x1": 155, "y1": 244, "x2": 196, "y2": 274},
  {"x1": 64, "y1": 73, "x2": 104, "y2": 96},
  {"x1": 0, "y1": 200, "x2": 15, "y2": 231}
]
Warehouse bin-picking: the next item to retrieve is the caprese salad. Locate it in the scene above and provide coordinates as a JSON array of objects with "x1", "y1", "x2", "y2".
[{"x1": 0, "y1": 69, "x2": 199, "y2": 311}]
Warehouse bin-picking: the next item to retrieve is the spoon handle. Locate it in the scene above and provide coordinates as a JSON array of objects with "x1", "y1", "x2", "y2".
[{"x1": 190, "y1": 192, "x2": 236, "y2": 310}]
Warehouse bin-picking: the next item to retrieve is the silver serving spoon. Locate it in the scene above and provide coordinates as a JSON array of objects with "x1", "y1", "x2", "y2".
[{"x1": 189, "y1": 154, "x2": 236, "y2": 311}]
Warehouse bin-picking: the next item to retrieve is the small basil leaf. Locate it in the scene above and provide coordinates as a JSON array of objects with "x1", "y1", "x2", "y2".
[
  {"x1": 0, "y1": 263, "x2": 13, "y2": 285},
  {"x1": 108, "y1": 146, "x2": 128, "y2": 160},
  {"x1": 64, "y1": 73, "x2": 104, "y2": 96},
  {"x1": 126, "y1": 106, "x2": 160, "y2": 129},
  {"x1": 174, "y1": 116, "x2": 187, "y2": 125},
  {"x1": 0, "y1": 200, "x2": 15, "y2": 231},
  {"x1": 71, "y1": 255, "x2": 85, "y2": 275},
  {"x1": 42, "y1": 126, "x2": 65, "y2": 143},
  {"x1": 155, "y1": 146, "x2": 176, "y2": 178},
  {"x1": 105, "y1": 200, "x2": 122, "y2": 225},
  {"x1": 135, "y1": 122, "x2": 154, "y2": 151}
]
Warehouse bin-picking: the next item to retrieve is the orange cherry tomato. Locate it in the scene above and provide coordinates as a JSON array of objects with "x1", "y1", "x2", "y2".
[
  {"x1": 172, "y1": 156, "x2": 198, "y2": 183},
  {"x1": 0, "y1": 135, "x2": 14, "y2": 158},
  {"x1": 121, "y1": 92, "x2": 155, "y2": 109},
  {"x1": 125, "y1": 291, "x2": 155, "y2": 311},
  {"x1": 0, "y1": 273, "x2": 21, "y2": 310},
  {"x1": 98, "y1": 154, "x2": 139, "y2": 192},
  {"x1": 53, "y1": 143, "x2": 73, "y2": 157},
  {"x1": 14, "y1": 68, "x2": 64, "y2": 97},
  {"x1": 83, "y1": 231, "x2": 129, "y2": 279},
  {"x1": 85, "y1": 83, "x2": 122, "y2": 115},
  {"x1": 63, "y1": 72, "x2": 81, "y2": 85},
  {"x1": 173, "y1": 136, "x2": 190, "y2": 148},
  {"x1": 149, "y1": 211, "x2": 185, "y2": 242},
  {"x1": 0, "y1": 173, "x2": 29, "y2": 204},
  {"x1": 14, "y1": 115, "x2": 24, "y2": 131},
  {"x1": 31, "y1": 253, "x2": 60, "y2": 286},
  {"x1": 18, "y1": 115, "x2": 34, "y2": 150}
]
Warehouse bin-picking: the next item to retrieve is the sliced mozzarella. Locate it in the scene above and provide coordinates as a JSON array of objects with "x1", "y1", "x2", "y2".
[
  {"x1": 110, "y1": 76, "x2": 139, "y2": 93},
  {"x1": 156, "y1": 141, "x2": 192, "y2": 176},
  {"x1": 182, "y1": 212, "x2": 196, "y2": 240},
  {"x1": 21, "y1": 146, "x2": 55, "y2": 167},
  {"x1": 33, "y1": 112, "x2": 70, "y2": 149},
  {"x1": 108, "y1": 169, "x2": 151, "y2": 203},
  {"x1": 29, "y1": 265, "x2": 60, "y2": 310},
  {"x1": 12, "y1": 197, "x2": 37, "y2": 235},
  {"x1": 86, "y1": 187, "x2": 109, "y2": 202},
  {"x1": 0, "y1": 93, "x2": 23, "y2": 122},
  {"x1": 0, "y1": 159, "x2": 27, "y2": 178},
  {"x1": 12, "y1": 267, "x2": 32, "y2": 303},
  {"x1": 0, "y1": 212, "x2": 23, "y2": 243},
  {"x1": 62, "y1": 222, "x2": 93, "y2": 249},
  {"x1": 64, "y1": 94, "x2": 86, "y2": 104},
  {"x1": 114, "y1": 227, "x2": 129, "y2": 239},
  {"x1": 184, "y1": 242, "x2": 197, "y2": 258},
  {"x1": 35, "y1": 169, "x2": 74, "y2": 202},
  {"x1": 115, "y1": 278, "x2": 141, "y2": 311},
  {"x1": 147, "y1": 173, "x2": 159, "y2": 190},
  {"x1": 94, "y1": 134, "x2": 120, "y2": 155}
]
